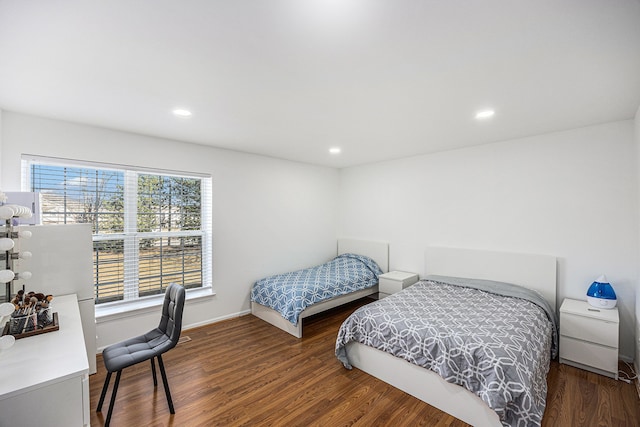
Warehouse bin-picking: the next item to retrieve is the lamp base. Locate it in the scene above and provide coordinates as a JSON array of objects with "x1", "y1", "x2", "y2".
[{"x1": 587, "y1": 296, "x2": 617, "y2": 309}]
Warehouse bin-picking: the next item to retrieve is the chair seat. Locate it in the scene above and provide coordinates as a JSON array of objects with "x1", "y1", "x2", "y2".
[{"x1": 102, "y1": 328, "x2": 172, "y2": 372}]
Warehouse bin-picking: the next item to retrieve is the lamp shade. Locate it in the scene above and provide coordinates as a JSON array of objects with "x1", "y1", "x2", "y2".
[{"x1": 586, "y1": 275, "x2": 617, "y2": 309}]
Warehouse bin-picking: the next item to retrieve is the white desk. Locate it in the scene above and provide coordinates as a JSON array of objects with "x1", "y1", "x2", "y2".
[{"x1": 0, "y1": 294, "x2": 90, "y2": 427}]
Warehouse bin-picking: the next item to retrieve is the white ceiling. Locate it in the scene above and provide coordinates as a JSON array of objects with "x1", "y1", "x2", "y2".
[{"x1": 1, "y1": 1, "x2": 639, "y2": 168}]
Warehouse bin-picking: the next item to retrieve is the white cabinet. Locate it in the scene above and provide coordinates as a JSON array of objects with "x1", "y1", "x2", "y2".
[
  {"x1": 0, "y1": 294, "x2": 90, "y2": 426},
  {"x1": 378, "y1": 271, "x2": 419, "y2": 298},
  {"x1": 17, "y1": 224, "x2": 96, "y2": 374},
  {"x1": 559, "y1": 298, "x2": 619, "y2": 379}
]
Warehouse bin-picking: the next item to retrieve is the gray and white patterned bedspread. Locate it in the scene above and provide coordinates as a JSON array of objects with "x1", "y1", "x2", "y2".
[{"x1": 335, "y1": 276, "x2": 557, "y2": 427}]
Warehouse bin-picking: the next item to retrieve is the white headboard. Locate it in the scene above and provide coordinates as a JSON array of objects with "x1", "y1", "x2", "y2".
[
  {"x1": 338, "y1": 239, "x2": 389, "y2": 273},
  {"x1": 425, "y1": 247, "x2": 557, "y2": 311}
]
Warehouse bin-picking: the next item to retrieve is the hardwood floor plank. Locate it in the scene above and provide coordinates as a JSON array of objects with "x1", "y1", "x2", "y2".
[{"x1": 90, "y1": 298, "x2": 640, "y2": 426}]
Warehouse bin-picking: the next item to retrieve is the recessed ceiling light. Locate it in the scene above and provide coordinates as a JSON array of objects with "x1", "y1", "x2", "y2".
[
  {"x1": 475, "y1": 109, "x2": 495, "y2": 120},
  {"x1": 172, "y1": 109, "x2": 192, "y2": 117},
  {"x1": 329, "y1": 147, "x2": 341, "y2": 154}
]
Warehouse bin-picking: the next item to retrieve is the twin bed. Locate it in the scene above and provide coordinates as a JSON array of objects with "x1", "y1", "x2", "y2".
[
  {"x1": 250, "y1": 239, "x2": 389, "y2": 338},
  {"x1": 251, "y1": 243, "x2": 557, "y2": 427}
]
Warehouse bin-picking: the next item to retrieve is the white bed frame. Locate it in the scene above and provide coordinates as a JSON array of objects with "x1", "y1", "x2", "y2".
[
  {"x1": 345, "y1": 247, "x2": 557, "y2": 427},
  {"x1": 251, "y1": 238, "x2": 389, "y2": 338}
]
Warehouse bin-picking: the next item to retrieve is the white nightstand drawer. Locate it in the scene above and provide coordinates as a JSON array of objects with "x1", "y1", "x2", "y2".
[
  {"x1": 561, "y1": 312, "x2": 618, "y2": 348},
  {"x1": 560, "y1": 336, "x2": 618, "y2": 374},
  {"x1": 379, "y1": 271, "x2": 419, "y2": 295}
]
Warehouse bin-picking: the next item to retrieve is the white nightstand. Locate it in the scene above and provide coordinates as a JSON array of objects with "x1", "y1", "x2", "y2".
[
  {"x1": 378, "y1": 271, "x2": 419, "y2": 298},
  {"x1": 559, "y1": 298, "x2": 619, "y2": 379}
]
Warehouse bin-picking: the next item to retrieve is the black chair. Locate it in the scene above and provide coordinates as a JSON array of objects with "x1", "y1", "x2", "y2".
[{"x1": 97, "y1": 283, "x2": 186, "y2": 426}]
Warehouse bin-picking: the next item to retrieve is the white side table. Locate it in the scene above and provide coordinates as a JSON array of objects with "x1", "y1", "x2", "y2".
[
  {"x1": 379, "y1": 271, "x2": 419, "y2": 298},
  {"x1": 559, "y1": 298, "x2": 619, "y2": 379}
]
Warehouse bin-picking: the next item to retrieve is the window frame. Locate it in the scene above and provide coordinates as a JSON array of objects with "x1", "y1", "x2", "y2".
[{"x1": 21, "y1": 155, "x2": 213, "y2": 309}]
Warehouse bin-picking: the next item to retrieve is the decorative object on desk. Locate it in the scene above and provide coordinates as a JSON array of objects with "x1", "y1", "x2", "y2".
[
  {"x1": 7, "y1": 308, "x2": 53, "y2": 335},
  {"x1": 0, "y1": 198, "x2": 33, "y2": 303},
  {"x1": 1, "y1": 312, "x2": 59, "y2": 340},
  {"x1": 586, "y1": 274, "x2": 617, "y2": 309},
  {"x1": 1, "y1": 291, "x2": 57, "y2": 339}
]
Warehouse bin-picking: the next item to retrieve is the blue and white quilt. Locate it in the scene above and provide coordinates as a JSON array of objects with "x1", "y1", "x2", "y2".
[{"x1": 251, "y1": 253, "x2": 383, "y2": 325}]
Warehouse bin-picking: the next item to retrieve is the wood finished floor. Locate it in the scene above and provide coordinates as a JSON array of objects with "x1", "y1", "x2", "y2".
[{"x1": 90, "y1": 298, "x2": 640, "y2": 427}]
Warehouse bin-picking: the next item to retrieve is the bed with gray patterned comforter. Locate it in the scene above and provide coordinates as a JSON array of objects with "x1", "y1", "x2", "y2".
[{"x1": 335, "y1": 275, "x2": 558, "y2": 427}]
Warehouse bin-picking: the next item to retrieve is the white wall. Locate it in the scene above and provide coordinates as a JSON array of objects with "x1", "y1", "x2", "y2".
[
  {"x1": 635, "y1": 105, "x2": 640, "y2": 373},
  {"x1": 3, "y1": 110, "x2": 637, "y2": 360},
  {"x1": 339, "y1": 121, "x2": 638, "y2": 360},
  {"x1": 0, "y1": 109, "x2": 3, "y2": 189},
  {"x1": 0, "y1": 111, "x2": 339, "y2": 348}
]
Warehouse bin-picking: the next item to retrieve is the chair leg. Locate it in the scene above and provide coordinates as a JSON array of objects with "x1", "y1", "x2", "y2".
[
  {"x1": 96, "y1": 371, "x2": 112, "y2": 412},
  {"x1": 105, "y1": 370, "x2": 122, "y2": 427},
  {"x1": 157, "y1": 354, "x2": 175, "y2": 414},
  {"x1": 151, "y1": 357, "x2": 158, "y2": 386}
]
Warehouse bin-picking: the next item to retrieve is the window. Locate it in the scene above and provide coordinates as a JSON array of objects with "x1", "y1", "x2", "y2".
[{"x1": 22, "y1": 156, "x2": 212, "y2": 305}]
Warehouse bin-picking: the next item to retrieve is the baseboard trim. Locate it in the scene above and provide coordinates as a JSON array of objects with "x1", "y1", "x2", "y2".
[
  {"x1": 96, "y1": 309, "x2": 251, "y2": 353},
  {"x1": 184, "y1": 309, "x2": 251, "y2": 330}
]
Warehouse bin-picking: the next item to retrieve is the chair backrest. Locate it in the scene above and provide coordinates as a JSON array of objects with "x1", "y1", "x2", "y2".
[{"x1": 158, "y1": 283, "x2": 186, "y2": 349}]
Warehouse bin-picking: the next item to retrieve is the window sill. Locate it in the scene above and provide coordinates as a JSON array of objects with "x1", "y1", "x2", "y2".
[{"x1": 95, "y1": 286, "x2": 215, "y2": 323}]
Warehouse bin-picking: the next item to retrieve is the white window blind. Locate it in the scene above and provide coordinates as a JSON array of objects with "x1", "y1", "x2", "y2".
[{"x1": 21, "y1": 156, "x2": 212, "y2": 305}]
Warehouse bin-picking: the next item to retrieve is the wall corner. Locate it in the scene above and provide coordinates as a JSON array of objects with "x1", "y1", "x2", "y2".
[{"x1": 635, "y1": 103, "x2": 640, "y2": 374}]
